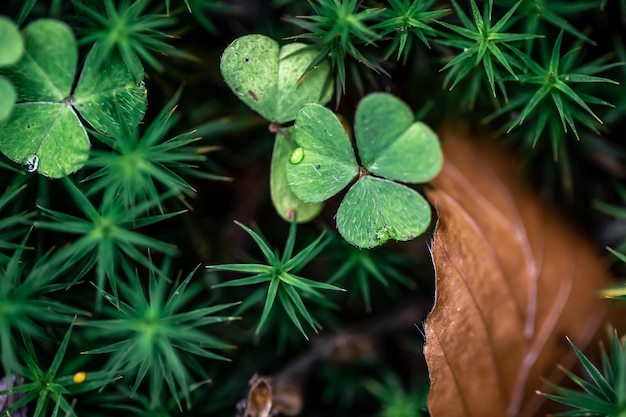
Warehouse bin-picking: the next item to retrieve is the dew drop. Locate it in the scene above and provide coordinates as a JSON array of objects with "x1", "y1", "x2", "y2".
[
  {"x1": 289, "y1": 147, "x2": 304, "y2": 164},
  {"x1": 25, "y1": 154, "x2": 39, "y2": 173},
  {"x1": 375, "y1": 228, "x2": 390, "y2": 244}
]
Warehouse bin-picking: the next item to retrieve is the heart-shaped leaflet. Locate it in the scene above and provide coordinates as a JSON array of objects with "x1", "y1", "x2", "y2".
[{"x1": 220, "y1": 34, "x2": 332, "y2": 124}]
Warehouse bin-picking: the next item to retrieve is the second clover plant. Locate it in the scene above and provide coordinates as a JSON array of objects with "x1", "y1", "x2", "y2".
[
  {"x1": 220, "y1": 34, "x2": 443, "y2": 247},
  {"x1": 286, "y1": 93, "x2": 442, "y2": 248}
]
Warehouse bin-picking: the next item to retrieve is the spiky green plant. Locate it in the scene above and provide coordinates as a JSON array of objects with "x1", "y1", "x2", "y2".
[
  {"x1": 539, "y1": 331, "x2": 626, "y2": 416},
  {"x1": 436, "y1": 0, "x2": 540, "y2": 104},
  {"x1": 284, "y1": 0, "x2": 385, "y2": 100},
  {"x1": 84, "y1": 90, "x2": 225, "y2": 210},
  {"x1": 74, "y1": 0, "x2": 176, "y2": 77},
  {"x1": 0, "y1": 177, "x2": 32, "y2": 265},
  {"x1": 372, "y1": 0, "x2": 447, "y2": 64},
  {"x1": 209, "y1": 219, "x2": 343, "y2": 339},
  {"x1": 486, "y1": 30, "x2": 619, "y2": 158},
  {"x1": 495, "y1": 0, "x2": 600, "y2": 49},
  {"x1": 0, "y1": 232, "x2": 83, "y2": 380},
  {"x1": 363, "y1": 372, "x2": 429, "y2": 417},
  {"x1": 35, "y1": 179, "x2": 183, "y2": 308},
  {"x1": 327, "y1": 236, "x2": 415, "y2": 312},
  {"x1": 82, "y1": 256, "x2": 239, "y2": 410},
  {"x1": 0, "y1": 323, "x2": 119, "y2": 417}
]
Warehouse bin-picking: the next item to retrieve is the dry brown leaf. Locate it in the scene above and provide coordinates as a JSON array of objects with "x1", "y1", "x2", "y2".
[{"x1": 424, "y1": 129, "x2": 612, "y2": 417}]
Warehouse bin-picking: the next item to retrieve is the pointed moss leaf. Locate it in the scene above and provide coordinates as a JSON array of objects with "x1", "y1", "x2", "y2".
[
  {"x1": 355, "y1": 93, "x2": 443, "y2": 183},
  {"x1": 0, "y1": 77, "x2": 16, "y2": 121},
  {"x1": 0, "y1": 103, "x2": 89, "y2": 177},
  {"x1": 271, "y1": 127, "x2": 323, "y2": 222},
  {"x1": 286, "y1": 103, "x2": 358, "y2": 203},
  {"x1": 73, "y1": 48, "x2": 147, "y2": 134},
  {"x1": 0, "y1": 19, "x2": 76, "y2": 102},
  {"x1": 336, "y1": 176, "x2": 431, "y2": 248},
  {"x1": 0, "y1": 16, "x2": 24, "y2": 66},
  {"x1": 220, "y1": 34, "x2": 331, "y2": 124}
]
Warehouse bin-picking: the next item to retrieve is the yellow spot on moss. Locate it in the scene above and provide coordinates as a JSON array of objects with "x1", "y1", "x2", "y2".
[{"x1": 73, "y1": 371, "x2": 86, "y2": 384}]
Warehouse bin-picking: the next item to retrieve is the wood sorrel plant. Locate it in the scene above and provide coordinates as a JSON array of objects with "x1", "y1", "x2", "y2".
[{"x1": 0, "y1": 1, "x2": 624, "y2": 416}]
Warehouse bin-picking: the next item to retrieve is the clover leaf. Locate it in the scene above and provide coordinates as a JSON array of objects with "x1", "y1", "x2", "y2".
[
  {"x1": 286, "y1": 93, "x2": 442, "y2": 248},
  {"x1": 0, "y1": 19, "x2": 146, "y2": 178},
  {"x1": 270, "y1": 128, "x2": 323, "y2": 223},
  {"x1": 336, "y1": 176, "x2": 431, "y2": 248},
  {"x1": 0, "y1": 16, "x2": 24, "y2": 122},
  {"x1": 221, "y1": 34, "x2": 333, "y2": 222},
  {"x1": 356, "y1": 93, "x2": 443, "y2": 183},
  {"x1": 220, "y1": 34, "x2": 332, "y2": 124}
]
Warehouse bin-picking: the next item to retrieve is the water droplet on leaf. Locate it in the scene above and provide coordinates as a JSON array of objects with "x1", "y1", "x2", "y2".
[
  {"x1": 25, "y1": 154, "x2": 38, "y2": 172},
  {"x1": 375, "y1": 228, "x2": 390, "y2": 244},
  {"x1": 289, "y1": 147, "x2": 304, "y2": 164}
]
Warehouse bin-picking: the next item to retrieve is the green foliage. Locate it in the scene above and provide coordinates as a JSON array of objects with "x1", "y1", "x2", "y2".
[
  {"x1": 0, "y1": 15, "x2": 23, "y2": 121},
  {"x1": 327, "y1": 236, "x2": 415, "y2": 312},
  {"x1": 0, "y1": 19, "x2": 146, "y2": 178},
  {"x1": 35, "y1": 179, "x2": 183, "y2": 308},
  {"x1": 84, "y1": 89, "x2": 220, "y2": 209},
  {"x1": 0, "y1": 234, "x2": 83, "y2": 379},
  {"x1": 363, "y1": 373, "x2": 429, "y2": 417},
  {"x1": 495, "y1": 0, "x2": 599, "y2": 48},
  {"x1": 209, "y1": 219, "x2": 343, "y2": 339},
  {"x1": 220, "y1": 33, "x2": 335, "y2": 221},
  {"x1": 487, "y1": 30, "x2": 619, "y2": 158},
  {"x1": 284, "y1": 0, "x2": 385, "y2": 100},
  {"x1": 82, "y1": 257, "x2": 238, "y2": 409},
  {"x1": 90, "y1": 381, "x2": 209, "y2": 417},
  {"x1": 0, "y1": 1, "x2": 623, "y2": 416},
  {"x1": 0, "y1": 323, "x2": 119, "y2": 417},
  {"x1": 436, "y1": 0, "x2": 540, "y2": 102},
  {"x1": 540, "y1": 331, "x2": 626, "y2": 416},
  {"x1": 0, "y1": 177, "x2": 32, "y2": 265},
  {"x1": 286, "y1": 93, "x2": 442, "y2": 248},
  {"x1": 220, "y1": 34, "x2": 332, "y2": 125},
  {"x1": 270, "y1": 128, "x2": 324, "y2": 222},
  {"x1": 372, "y1": 0, "x2": 447, "y2": 63},
  {"x1": 74, "y1": 0, "x2": 175, "y2": 77}
]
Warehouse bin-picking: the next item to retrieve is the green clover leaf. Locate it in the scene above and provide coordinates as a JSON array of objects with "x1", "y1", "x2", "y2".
[
  {"x1": 285, "y1": 103, "x2": 359, "y2": 203},
  {"x1": 0, "y1": 16, "x2": 23, "y2": 67},
  {"x1": 0, "y1": 15, "x2": 24, "y2": 121},
  {"x1": 220, "y1": 34, "x2": 332, "y2": 124},
  {"x1": 336, "y1": 176, "x2": 431, "y2": 248},
  {"x1": 356, "y1": 93, "x2": 442, "y2": 182},
  {"x1": 0, "y1": 19, "x2": 146, "y2": 178},
  {"x1": 286, "y1": 93, "x2": 442, "y2": 248},
  {"x1": 270, "y1": 127, "x2": 323, "y2": 222},
  {"x1": 0, "y1": 77, "x2": 16, "y2": 122},
  {"x1": 73, "y1": 46, "x2": 147, "y2": 135}
]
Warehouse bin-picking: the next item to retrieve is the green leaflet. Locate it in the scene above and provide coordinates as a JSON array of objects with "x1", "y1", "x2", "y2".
[
  {"x1": 0, "y1": 19, "x2": 146, "y2": 178},
  {"x1": 286, "y1": 93, "x2": 443, "y2": 248}
]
